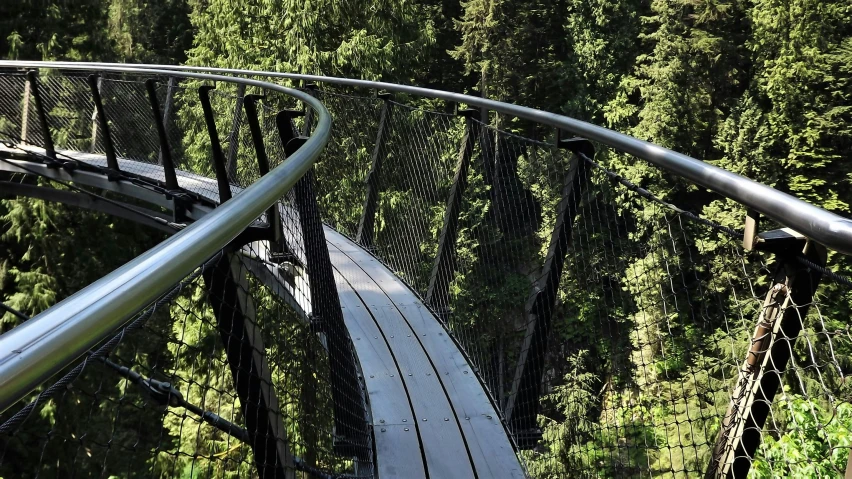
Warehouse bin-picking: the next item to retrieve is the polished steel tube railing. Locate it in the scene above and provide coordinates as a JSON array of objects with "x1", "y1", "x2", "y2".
[
  {"x1": 0, "y1": 63, "x2": 330, "y2": 413},
  {"x1": 29, "y1": 60, "x2": 851, "y2": 256}
]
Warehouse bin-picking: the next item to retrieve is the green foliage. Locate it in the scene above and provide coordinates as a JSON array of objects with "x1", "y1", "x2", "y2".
[
  {"x1": 751, "y1": 393, "x2": 852, "y2": 478},
  {"x1": 184, "y1": 0, "x2": 435, "y2": 82}
]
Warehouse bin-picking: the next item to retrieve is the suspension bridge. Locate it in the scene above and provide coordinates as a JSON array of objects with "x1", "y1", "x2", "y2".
[{"x1": 0, "y1": 62, "x2": 850, "y2": 478}]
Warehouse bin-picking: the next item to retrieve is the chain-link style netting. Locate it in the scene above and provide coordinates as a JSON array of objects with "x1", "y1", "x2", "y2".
[
  {"x1": 0, "y1": 70, "x2": 373, "y2": 478},
  {"x1": 0, "y1": 241, "x2": 369, "y2": 478},
  {"x1": 304, "y1": 85, "x2": 852, "y2": 478},
  {"x1": 3, "y1": 69, "x2": 852, "y2": 478}
]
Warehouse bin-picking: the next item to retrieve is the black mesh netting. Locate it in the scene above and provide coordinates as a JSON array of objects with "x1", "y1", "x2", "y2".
[
  {"x1": 307, "y1": 85, "x2": 852, "y2": 478},
  {"x1": 0, "y1": 70, "x2": 372, "y2": 478},
  {"x1": 2, "y1": 70, "x2": 852, "y2": 478}
]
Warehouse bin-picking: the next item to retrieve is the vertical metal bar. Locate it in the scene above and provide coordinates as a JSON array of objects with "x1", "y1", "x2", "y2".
[
  {"x1": 158, "y1": 76, "x2": 177, "y2": 166},
  {"x1": 301, "y1": 83, "x2": 317, "y2": 136},
  {"x1": 203, "y1": 253, "x2": 295, "y2": 479},
  {"x1": 245, "y1": 96, "x2": 270, "y2": 176},
  {"x1": 277, "y1": 125, "x2": 370, "y2": 459},
  {"x1": 226, "y1": 83, "x2": 247, "y2": 179},
  {"x1": 504, "y1": 138, "x2": 593, "y2": 448},
  {"x1": 245, "y1": 98, "x2": 297, "y2": 263},
  {"x1": 87, "y1": 74, "x2": 118, "y2": 170},
  {"x1": 425, "y1": 108, "x2": 477, "y2": 321},
  {"x1": 26, "y1": 70, "x2": 54, "y2": 159},
  {"x1": 198, "y1": 85, "x2": 232, "y2": 203},
  {"x1": 144, "y1": 79, "x2": 179, "y2": 190},
  {"x1": 20, "y1": 77, "x2": 30, "y2": 143},
  {"x1": 355, "y1": 93, "x2": 393, "y2": 250},
  {"x1": 706, "y1": 240, "x2": 825, "y2": 479}
]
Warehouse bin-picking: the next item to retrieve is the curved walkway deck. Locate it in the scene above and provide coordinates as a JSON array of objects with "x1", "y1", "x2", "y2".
[{"x1": 0, "y1": 145, "x2": 524, "y2": 478}]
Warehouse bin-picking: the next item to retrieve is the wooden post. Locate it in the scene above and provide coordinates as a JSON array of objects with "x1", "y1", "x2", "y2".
[
  {"x1": 20, "y1": 76, "x2": 30, "y2": 143},
  {"x1": 706, "y1": 232, "x2": 825, "y2": 479}
]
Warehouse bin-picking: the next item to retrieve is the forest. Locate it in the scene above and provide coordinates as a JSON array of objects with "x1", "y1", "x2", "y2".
[{"x1": 1, "y1": 0, "x2": 852, "y2": 477}]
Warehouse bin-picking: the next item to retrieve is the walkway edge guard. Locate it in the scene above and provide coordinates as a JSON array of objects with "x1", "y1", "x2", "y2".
[
  {"x1": 23, "y1": 60, "x2": 852, "y2": 256},
  {"x1": 0, "y1": 64, "x2": 331, "y2": 414}
]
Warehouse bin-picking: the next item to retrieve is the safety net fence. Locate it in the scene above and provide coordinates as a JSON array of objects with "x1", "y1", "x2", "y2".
[
  {"x1": 1, "y1": 68, "x2": 852, "y2": 478},
  {"x1": 308, "y1": 85, "x2": 852, "y2": 478},
  {"x1": 0, "y1": 69, "x2": 373, "y2": 478}
]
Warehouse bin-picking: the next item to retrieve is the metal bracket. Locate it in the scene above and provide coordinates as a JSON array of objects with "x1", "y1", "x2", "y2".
[
  {"x1": 743, "y1": 210, "x2": 808, "y2": 254},
  {"x1": 198, "y1": 84, "x2": 233, "y2": 203},
  {"x1": 87, "y1": 74, "x2": 119, "y2": 171},
  {"x1": 26, "y1": 70, "x2": 55, "y2": 160},
  {"x1": 556, "y1": 131, "x2": 595, "y2": 159},
  {"x1": 454, "y1": 106, "x2": 477, "y2": 118}
]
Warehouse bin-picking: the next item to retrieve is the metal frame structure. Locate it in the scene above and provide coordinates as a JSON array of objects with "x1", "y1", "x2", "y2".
[
  {"x1": 1, "y1": 61, "x2": 851, "y2": 479},
  {"x1": 0, "y1": 64, "x2": 331, "y2": 418},
  {"x1": 22, "y1": 61, "x2": 851, "y2": 257}
]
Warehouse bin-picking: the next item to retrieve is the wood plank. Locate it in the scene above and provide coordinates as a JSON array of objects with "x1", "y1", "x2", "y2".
[
  {"x1": 328, "y1": 241, "x2": 475, "y2": 478},
  {"x1": 332, "y1": 267, "x2": 426, "y2": 478},
  {"x1": 326, "y1": 228, "x2": 525, "y2": 479}
]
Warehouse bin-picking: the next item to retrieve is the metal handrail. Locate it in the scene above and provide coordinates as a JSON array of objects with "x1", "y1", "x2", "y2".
[
  {"x1": 18, "y1": 60, "x2": 851, "y2": 256},
  {"x1": 0, "y1": 63, "x2": 331, "y2": 413}
]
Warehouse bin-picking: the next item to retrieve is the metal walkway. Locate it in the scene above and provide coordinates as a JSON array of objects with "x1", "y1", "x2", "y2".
[
  {"x1": 0, "y1": 144, "x2": 523, "y2": 478},
  {"x1": 5, "y1": 62, "x2": 852, "y2": 479}
]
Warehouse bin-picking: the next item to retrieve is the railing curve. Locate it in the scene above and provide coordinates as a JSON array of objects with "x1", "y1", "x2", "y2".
[
  {"x1": 21, "y1": 60, "x2": 852, "y2": 257},
  {"x1": 0, "y1": 63, "x2": 331, "y2": 413}
]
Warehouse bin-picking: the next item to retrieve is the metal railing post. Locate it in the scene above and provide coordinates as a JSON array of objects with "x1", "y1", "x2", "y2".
[
  {"x1": 198, "y1": 85, "x2": 232, "y2": 202},
  {"x1": 157, "y1": 76, "x2": 177, "y2": 166},
  {"x1": 277, "y1": 121, "x2": 370, "y2": 459},
  {"x1": 706, "y1": 227, "x2": 826, "y2": 479},
  {"x1": 300, "y1": 83, "x2": 317, "y2": 137},
  {"x1": 504, "y1": 137, "x2": 593, "y2": 448},
  {"x1": 425, "y1": 108, "x2": 477, "y2": 322},
  {"x1": 144, "y1": 79, "x2": 179, "y2": 190},
  {"x1": 225, "y1": 83, "x2": 246, "y2": 179},
  {"x1": 26, "y1": 70, "x2": 55, "y2": 159},
  {"x1": 244, "y1": 97, "x2": 297, "y2": 263},
  {"x1": 87, "y1": 74, "x2": 118, "y2": 170},
  {"x1": 203, "y1": 253, "x2": 295, "y2": 479},
  {"x1": 355, "y1": 93, "x2": 393, "y2": 250}
]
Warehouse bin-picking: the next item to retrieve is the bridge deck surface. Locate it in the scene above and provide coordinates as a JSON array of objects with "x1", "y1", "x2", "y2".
[{"x1": 0, "y1": 146, "x2": 525, "y2": 478}]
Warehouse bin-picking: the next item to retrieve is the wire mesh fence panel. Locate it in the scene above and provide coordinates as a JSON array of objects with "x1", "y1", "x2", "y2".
[
  {"x1": 38, "y1": 75, "x2": 96, "y2": 153},
  {"x1": 368, "y1": 103, "x2": 461, "y2": 295},
  {"x1": 4, "y1": 67, "x2": 852, "y2": 479},
  {"x1": 310, "y1": 90, "x2": 384, "y2": 240},
  {"x1": 100, "y1": 78, "x2": 163, "y2": 163},
  {"x1": 438, "y1": 121, "x2": 570, "y2": 420},
  {"x1": 0, "y1": 69, "x2": 373, "y2": 478},
  {"x1": 0, "y1": 72, "x2": 27, "y2": 143},
  {"x1": 0, "y1": 193, "x2": 374, "y2": 479}
]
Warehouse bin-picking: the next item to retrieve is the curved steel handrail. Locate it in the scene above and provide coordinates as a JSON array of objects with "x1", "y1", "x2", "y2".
[
  {"x1": 0, "y1": 63, "x2": 331, "y2": 413},
  {"x1": 21, "y1": 60, "x2": 851, "y2": 256}
]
